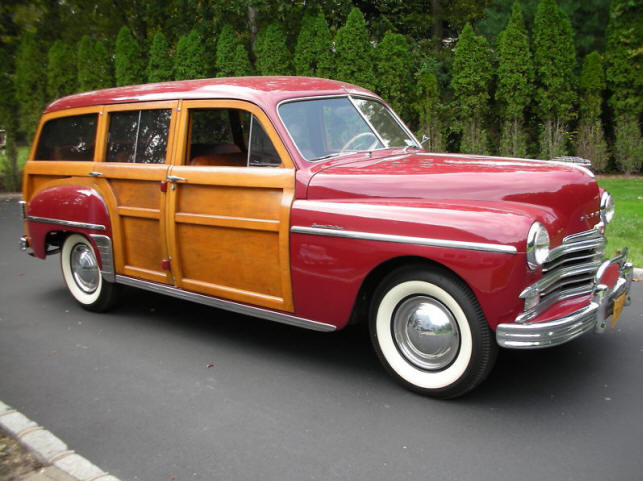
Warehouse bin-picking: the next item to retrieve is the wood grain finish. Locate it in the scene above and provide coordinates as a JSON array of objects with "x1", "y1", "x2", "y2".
[{"x1": 167, "y1": 100, "x2": 295, "y2": 311}]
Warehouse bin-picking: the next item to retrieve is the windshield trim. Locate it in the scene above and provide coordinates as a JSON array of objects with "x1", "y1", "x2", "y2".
[{"x1": 276, "y1": 94, "x2": 420, "y2": 163}]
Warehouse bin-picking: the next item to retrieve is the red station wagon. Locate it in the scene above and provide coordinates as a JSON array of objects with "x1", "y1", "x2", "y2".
[{"x1": 19, "y1": 77, "x2": 634, "y2": 398}]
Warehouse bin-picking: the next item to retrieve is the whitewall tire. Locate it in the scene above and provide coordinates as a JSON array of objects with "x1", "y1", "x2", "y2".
[
  {"x1": 370, "y1": 265, "x2": 497, "y2": 398},
  {"x1": 61, "y1": 234, "x2": 117, "y2": 312}
]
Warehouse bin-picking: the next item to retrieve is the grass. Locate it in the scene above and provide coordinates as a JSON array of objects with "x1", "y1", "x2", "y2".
[{"x1": 597, "y1": 176, "x2": 643, "y2": 267}]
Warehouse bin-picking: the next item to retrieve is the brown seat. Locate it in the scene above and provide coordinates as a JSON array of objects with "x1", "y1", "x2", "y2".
[{"x1": 190, "y1": 152, "x2": 246, "y2": 167}]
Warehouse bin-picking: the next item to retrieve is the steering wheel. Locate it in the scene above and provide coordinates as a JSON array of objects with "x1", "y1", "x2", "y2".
[{"x1": 341, "y1": 132, "x2": 380, "y2": 152}]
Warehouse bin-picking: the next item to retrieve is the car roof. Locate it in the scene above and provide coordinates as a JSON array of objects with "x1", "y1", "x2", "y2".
[{"x1": 44, "y1": 76, "x2": 375, "y2": 113}]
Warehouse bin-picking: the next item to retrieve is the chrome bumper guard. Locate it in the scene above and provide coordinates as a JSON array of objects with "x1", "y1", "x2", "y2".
[
  {"x1": 497, "y1": 249, "x2": 633, "y2": 349},
  {"x1": 19, "y1": 235, "x2": 29, "y2": 251}
]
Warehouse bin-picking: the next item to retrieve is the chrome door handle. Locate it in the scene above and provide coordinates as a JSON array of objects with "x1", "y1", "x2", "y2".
[
  {"x1": 167, "y1": 176, "x2": 187, "y2": 182},
  {"x1": 88, "y1": 171, "x2": 103, "y2": 177}
]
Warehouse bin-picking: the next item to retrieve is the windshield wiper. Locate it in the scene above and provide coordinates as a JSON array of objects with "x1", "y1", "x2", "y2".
[{"x1": 311, "y1": 151, "x2": 358, "y2": 161}]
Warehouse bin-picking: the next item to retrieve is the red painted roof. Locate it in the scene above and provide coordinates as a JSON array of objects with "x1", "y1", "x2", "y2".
[{"x1": 44, "y1": 76, "x2": 374, "y2": 113}]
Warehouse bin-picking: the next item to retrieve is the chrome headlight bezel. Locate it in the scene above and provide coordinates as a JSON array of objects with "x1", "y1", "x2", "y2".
[
  {"x1": 600, "y1": 191, "x2": 615, "y2": 225},
  {"x1": 526, "y1": 222, "x2": 550, "y2": 270}
]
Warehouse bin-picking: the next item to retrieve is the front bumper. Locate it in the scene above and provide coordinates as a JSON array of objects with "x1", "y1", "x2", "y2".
[{"x1": 497, "y1": 249, "x2": 633, "y2": 349}]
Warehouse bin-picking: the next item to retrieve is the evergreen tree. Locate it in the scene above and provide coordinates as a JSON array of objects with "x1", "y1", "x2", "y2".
[
  {"x1": 0, "y1": 48, "x2": 20, "y2": 191},
  {"x1": 374, "y1": 31, "x2": 414, "y2": 121},
  {"x1": 233, "y1": 44, "x2": 254, "y2": 76},
  {"x1": 450, "y1": 23, "x2": 492, "y2": 154},
  {"x1": 495, "y1": 2, "x2": 533, "y2": 158},
  {"x1": 605, "y1": 0, "x2": 643, "y2": 173},
  {"x1": 294, "y1": 12, "x2": 334, "y2": 78},
  {"x1": 79, "y1": 37, "x2": 113, "y2": 92},
  {"x1": 334, "y1": 8, "x2": 376, "y2": 91},
  {"x1": 533, "y1": 0, "x2": 577, "y2": 158},
  {"x1": 147, "y1": 32, "x2": 173, "y2": 83},
  {"x1": 414, "y1": 70, "x2": 445, "y2": 152},
  {"x1": 77, "y1": 35, "x2": 94, "y2": 92},
  {"x1": 114, "y1": 26, "x2": 145, "y2": 86},
  {"x1": 576, "y1": 51, "x2": 608, "y2": 171},
  {"x1": 15, "y1": 32, "x2": 46, "y2": 140},
  {"x1": 255, "y1": 23, "x2": 293, "y2": 76},
  {"x1": 174, "y1": 29, "x2": 208, "y2": 80},
  {"x1": 92, "y1": 41, "x2": 114, "y2": 90},
  {"x1": 215, "y1": 24, "x2": 238, "y2": 77},
  {"x1": 47, "y1": 40, "x2": 77, "y2": 100}
]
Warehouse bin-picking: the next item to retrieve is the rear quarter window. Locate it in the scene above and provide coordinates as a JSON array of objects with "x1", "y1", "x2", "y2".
[{"x1": 34, "y1": 114, "x2": 98, "y2": 161}]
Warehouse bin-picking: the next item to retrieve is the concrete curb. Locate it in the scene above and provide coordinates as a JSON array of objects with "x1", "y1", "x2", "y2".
[
  {"x1": 0, "y1": 400, "x2": 122, "y2": 481},
  {"x1": 634, "y1": 267, "x2": 643, "y2": 280}
]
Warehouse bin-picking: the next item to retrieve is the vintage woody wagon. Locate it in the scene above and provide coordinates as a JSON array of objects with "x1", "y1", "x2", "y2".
[{"x1": 20, "y1": 77, "x2": 633, "y2": 398}]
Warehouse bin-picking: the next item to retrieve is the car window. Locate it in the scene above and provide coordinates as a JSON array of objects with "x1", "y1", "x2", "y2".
[
  {"x1": 248, "y1": 116, "x2": 281, "y2": 167},
  {"x1": 186, "y1": 108, "x2": 280, "y2": 168},
  {"x1": 35, "y1": 114, "x2": 98, "y2": 161},
  {"x1": 106, "y1": 109, "x2": 171, "y2": 164}
]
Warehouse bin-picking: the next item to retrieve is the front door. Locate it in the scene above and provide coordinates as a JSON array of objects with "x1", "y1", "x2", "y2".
[
  {"x1": 166, "y1": 100, "x2": 295, "y2": 311},
  {"x1": 93, "y1": 101, "x2": 178, "y2": 284}
]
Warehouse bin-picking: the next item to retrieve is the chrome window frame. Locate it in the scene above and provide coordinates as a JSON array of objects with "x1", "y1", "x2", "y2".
[{"x1": 276, "y1": 94, "x2": 421, "y2": 162}]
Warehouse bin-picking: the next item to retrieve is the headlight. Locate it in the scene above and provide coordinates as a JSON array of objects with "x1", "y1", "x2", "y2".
[
  {"x1": 526, "y1": 222, "x2": 550, "y2": 270},
  {"x1": 600, "y1": 191, "x2": 615, "y2": 224}
]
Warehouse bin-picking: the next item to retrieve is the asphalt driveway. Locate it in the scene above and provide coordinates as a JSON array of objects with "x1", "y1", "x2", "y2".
[{"x1": 1, "y1": 197, "x2": 642, "y2": 481}]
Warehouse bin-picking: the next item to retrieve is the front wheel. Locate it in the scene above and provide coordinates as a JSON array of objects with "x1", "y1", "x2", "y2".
[
  {"x1": 369, "y1": 266, "x2": 497, "y2": 398},
  {"x1": 61, "y1": 234, "x2": 118, "y2": 312}
]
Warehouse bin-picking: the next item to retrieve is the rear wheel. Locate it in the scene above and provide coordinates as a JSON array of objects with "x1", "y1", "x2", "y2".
[
  {"x1": 61, "y1": 234, "x2": 118, "y2": 312},
  {"x1": 369, "y1": 265, "x2": 497, "y2": 398}
]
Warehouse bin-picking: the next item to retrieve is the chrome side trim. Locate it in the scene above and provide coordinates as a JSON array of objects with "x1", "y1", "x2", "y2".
[
  {"x1": 18, "y1": 200, "x2": 27, "y2": 219},
  {"x1": 89, "y1": 234, "x2": 115, "y2": 283},
  {"x1": 26, "y1": 216, "x2": 106, "y2": 232},
  {"x1": 114, "y1": 275, "x2": 337, "y2": 333},
  {"x1": 291, "y1": 225, "x2": 518, "y2": 254}
]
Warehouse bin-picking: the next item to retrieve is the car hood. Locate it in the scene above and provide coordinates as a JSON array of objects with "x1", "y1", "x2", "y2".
[{"x1": 306, "y1": 152, "x2": 601, "y2": 243}]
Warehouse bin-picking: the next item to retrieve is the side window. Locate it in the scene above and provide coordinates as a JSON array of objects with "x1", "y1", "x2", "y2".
[
  {"x1": 248, "y1": 116, "x2": 281, "y2": 167},
  {"x1": 107, "y1": 109, "x2": 171, "y2": 164},
  {"x1": 187, "y1": 109, "x2": 249, "y2": 167},
  {"x1": 34, "y1": 114, "x2": 98, "y2": 161}
]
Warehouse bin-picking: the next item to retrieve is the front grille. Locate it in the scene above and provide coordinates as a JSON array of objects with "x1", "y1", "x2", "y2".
[{"x1": 517, "y1": 228, "x2": 605, "y2": 323}]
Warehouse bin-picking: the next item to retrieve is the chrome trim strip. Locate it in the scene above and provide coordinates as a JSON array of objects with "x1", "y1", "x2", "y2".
[
  {"x1": 291, "y1": 225, "x2": 517, "y2": 254},
  {"x1": 114, "y1": 275, "x2": 337, "y2": 333},
  {"x1": 26, "y1": 216, "x2": 106, "y2": 232},
  {"x1": 89, "y1": 234, "x2": 115, "y2": 283}
]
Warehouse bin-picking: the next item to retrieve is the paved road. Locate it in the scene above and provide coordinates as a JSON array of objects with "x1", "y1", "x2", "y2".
[{"x1": 1, "y1": 197, "x2": 642, "y2": 481}]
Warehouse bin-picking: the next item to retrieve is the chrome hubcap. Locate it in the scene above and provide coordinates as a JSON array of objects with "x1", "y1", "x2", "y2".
[
  {"x1": 392, "y1": 296, "x2": 460, "y2": 370},
  {"x1": 70, "y1": 243, "x2": 99, "y2": 293}
]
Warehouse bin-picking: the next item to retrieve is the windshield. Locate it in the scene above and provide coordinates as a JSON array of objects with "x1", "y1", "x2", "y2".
[{"x1": 279, "y1": 96, "x2": 418, "y2": 161}]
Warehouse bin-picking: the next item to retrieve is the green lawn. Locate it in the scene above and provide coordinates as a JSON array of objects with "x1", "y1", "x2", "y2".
[{"x1": 597, "y1": 176, "x2": 643, "y2": 267}]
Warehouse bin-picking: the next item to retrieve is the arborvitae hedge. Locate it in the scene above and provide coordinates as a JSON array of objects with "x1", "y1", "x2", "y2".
[
  {"x1": 605, "y1": 0, "x2": 643, "y2": 173},
  {"x1": 233, "y1": 44, "x2": 254, "y2": 76},
  {"x1": 147, "y1": 32, "x2": 173, "y2": 83},
  {"x1": 174, "y1": 29, "x2": 207, "y2": 80},
  {"x1": 577, "y1": 51, "x2": 608, "y2": 171},
  {"x1": 216, "y1": 25, "x2": 238, "y2": 77},
  {"x1": 374, "y1": 31, "x2": 414, "y2": 122},
  {"x1": 47, "y1": 40, "x2": 76, "y2": 100},
  {"x1": 496, "y1": 2, "x2": 533, "y2": 157},
  {"x1": 414, "y1": 70, "x2": 444, "y2": 152},
  {"x1": 294, "y1": 12, "x2": 334, "y2": 78},
  {"x1": 451, "y1": 23, "x2": 492, "y2": 154},
  {"x1": 334, "y1": 8, "x2": 376, "y2": 91},
  {"x1": 115, "y1": 26, "x2": 145, "y2": 86},
  {"x1": 0, "y1": 48, "x2": 20, "y2": 190},
  {"x1": 533, "y1": 0, "x2": 577, "y2": 158},
  {"x1": 255, "y1": 23, "x2": 293, "y2": 76},
  {"x1": 15, "y1": 32, "x2": 46, "y2": 140}
]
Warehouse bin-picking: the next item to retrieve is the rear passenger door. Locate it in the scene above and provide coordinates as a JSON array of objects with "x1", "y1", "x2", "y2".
[
  {"x1": 166, "y1": 100, "x2": 295, "y2": 312},
  {"x1": 94, "y1": 101, "x2": 178, "y2": 284}
]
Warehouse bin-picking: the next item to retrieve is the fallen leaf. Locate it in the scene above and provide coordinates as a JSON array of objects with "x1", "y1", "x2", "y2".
[{"x1": 206, "y1": 363, "x2": 215, "y2": 368}]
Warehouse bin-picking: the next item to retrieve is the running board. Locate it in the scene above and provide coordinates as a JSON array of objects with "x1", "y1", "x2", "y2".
[{"x1": 114, "y1": 275, "x2": 337, "y2": 333}]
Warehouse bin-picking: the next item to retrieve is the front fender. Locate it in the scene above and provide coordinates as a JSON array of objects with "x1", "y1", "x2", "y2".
[
  {"x1": 26, "y1": 185, "x2": 112, "y2": 259},
  {"x1": 289, "y1": 198, "x2": 542, "y2": 329}
]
